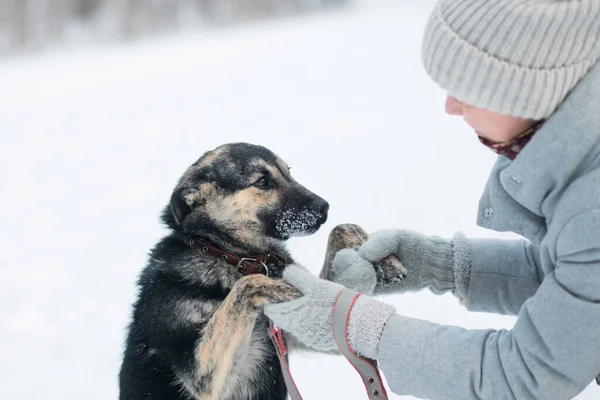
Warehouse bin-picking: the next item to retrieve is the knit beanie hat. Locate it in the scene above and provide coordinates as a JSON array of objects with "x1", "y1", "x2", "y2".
[{"x1": 422, "y1": 0, "x2": 600, "y2": 120}]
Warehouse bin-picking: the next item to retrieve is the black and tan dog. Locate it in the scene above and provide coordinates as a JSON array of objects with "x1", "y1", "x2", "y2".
[{"x1": 119, "y1": 142, "x2": 405, "y2": 400}]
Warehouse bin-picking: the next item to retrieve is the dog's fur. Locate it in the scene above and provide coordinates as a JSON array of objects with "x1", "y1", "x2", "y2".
[{"x1": 119, "y1": 143, "x2": 330, "y2": 400}]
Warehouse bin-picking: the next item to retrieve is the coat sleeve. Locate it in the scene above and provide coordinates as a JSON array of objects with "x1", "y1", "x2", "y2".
[
  {"x1": 464, "y1": 238, "x2": 543, "y2": 315},
  {"x1": 376, "y1": 210, "x2": 600, "y2": 400}
]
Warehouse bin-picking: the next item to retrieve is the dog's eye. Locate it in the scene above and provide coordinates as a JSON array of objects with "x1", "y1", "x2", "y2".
[{"x1": 253, "y1": 177, "x2": 271, "y2": 189}]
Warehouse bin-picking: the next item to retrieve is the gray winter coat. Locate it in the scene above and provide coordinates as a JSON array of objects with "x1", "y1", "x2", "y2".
[{"x1": 377, "y1": 60, "x2": 600, "y2": 399}]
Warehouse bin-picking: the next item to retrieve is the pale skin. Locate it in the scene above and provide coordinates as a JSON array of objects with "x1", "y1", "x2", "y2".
[{"x1": 445, "y1": 95, "x2": 538, "y2": 143}]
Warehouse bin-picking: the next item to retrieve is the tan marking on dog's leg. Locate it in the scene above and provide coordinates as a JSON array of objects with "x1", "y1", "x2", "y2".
[{"x1": 186, "y1": 274, "x2": 301, "y2": 400}]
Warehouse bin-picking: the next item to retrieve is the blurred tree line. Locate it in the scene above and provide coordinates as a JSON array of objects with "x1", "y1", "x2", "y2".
[{"x1": 0, "y1": 0, "x2": 351, "y2": 57}]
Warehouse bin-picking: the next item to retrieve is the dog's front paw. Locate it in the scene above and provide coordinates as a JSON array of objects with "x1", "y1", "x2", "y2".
[
  {"x1": 320, "y1": 223, "x2": 369, "y2": 281},
  {"x1": 374, "y1": 255, "x2": 407, "y2": 286},
  {"x1": 234, "y1": 274, "x2": 302, "y2": 308},
  {"x1": 263, "y1": 279, "x2": 302, "y2": 304},
  {"x1": 321, "y1": 223, "x2": 408, "y2": 286}
]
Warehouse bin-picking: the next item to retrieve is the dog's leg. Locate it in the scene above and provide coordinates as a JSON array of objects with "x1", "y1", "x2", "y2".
[
  {"x1": 181, "y1": 274, "x2": 301, "y2": 400},
  {"x1": 320, "y1": 223, "x2": 407, "y2": 287}
]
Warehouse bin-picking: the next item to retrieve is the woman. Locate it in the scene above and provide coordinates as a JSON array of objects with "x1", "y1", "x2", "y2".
[{"x1": 265, "y1": 0, "x2": 600, "y2": 399}]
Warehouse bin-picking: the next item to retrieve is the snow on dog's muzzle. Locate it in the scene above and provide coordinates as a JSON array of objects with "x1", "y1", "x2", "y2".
[{"x1": 275, "y1": 201, "x2": 329, "y2": 239}]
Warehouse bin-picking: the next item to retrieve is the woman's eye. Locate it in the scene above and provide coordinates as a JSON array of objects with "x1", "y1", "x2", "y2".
[{"x1": 254, "y1": 177, "x2": 270, "y2": 189}]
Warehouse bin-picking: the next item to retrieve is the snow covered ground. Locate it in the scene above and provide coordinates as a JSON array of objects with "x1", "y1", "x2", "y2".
[{"x1": 1, "y1": 1, "x2": 597, "y2": 399}]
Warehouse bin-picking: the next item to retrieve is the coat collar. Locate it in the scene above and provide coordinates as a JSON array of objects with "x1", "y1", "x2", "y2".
[{"x1": 498, "y1": 61, "x2": 600, "y2": 217}]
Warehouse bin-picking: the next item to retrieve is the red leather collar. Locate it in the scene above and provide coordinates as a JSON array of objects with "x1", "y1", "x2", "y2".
[{"x1": 182, "y1": 236, "x2": 287, "y2": 278}]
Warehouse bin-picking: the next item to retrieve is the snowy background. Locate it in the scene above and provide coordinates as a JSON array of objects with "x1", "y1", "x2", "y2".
[
  {"x1": 0, "y1": 0, "x2": 351, "y2": 58},
  {"x1": 1, "y1": 0, "x2": 597, "y2": 399}
]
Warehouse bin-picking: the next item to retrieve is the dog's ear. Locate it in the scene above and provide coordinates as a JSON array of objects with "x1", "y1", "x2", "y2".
[{"x1": 170, "y1": 187, "x2": 202, "y2": 226}]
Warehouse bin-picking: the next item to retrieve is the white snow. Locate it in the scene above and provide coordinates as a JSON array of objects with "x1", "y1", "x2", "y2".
[
  {"x1": 275, "y1": 208, "x2": 323, "y2": 239},
  {"x1": 0, "y1": 1, "x2": 597, "y2": 399}
]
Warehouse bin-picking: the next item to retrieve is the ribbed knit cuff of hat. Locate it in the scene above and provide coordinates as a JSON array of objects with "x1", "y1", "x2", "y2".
[{"x1": 421, "y1": 0, "x2": 600, "y2": 120}]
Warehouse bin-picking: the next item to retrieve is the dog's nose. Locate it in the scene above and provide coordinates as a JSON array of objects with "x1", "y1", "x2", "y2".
[{"x1": 313, "y1": 198, "x2": 329, "y2": 216}]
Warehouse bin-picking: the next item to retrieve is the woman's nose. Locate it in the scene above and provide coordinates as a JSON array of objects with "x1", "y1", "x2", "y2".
[{"x1": 445, "y1": 95, "x2": 463, "y2": 115}]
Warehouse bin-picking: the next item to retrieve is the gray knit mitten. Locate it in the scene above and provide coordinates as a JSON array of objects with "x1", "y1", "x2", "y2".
[
  {"x1": 264, "y1": 265, "x2": 396, "y2": 356},
  {"x1": 331, "y1": 230, "x2": 472, "y2": 299},
  {"x1": 264, "y1": 264, "x2": 346, "y2": 352}
]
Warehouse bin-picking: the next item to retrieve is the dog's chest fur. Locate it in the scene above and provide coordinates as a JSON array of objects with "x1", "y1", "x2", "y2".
[
  {"x1": 192, "y1": 256, "x2": 286, "y2": 400},
  {"x1": 176, "y1": 242, "x2": 289, "y2": 399}
]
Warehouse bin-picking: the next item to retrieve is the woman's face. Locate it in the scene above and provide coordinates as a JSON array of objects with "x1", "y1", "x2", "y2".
[{"x1": 445, "y1": 95, "x2": 537, "y2": 143}]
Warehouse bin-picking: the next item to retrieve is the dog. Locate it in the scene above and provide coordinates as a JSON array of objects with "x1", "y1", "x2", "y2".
[
  {"x1": 119, "y1": 142, "x2": 406, "y2": 400},
  {"x1": 119, "y1": 143, "x2": 331, "y2": 400}
]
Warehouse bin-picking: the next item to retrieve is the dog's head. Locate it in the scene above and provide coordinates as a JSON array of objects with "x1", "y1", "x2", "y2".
[{"x1": 164, "y1": 143, "x2": 329, "y2": 246}]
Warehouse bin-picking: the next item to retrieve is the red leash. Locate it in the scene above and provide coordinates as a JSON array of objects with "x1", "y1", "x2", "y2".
[
  {"x1": 269, "y1": 323, "x2": 304, "y2": 400},
  {"x1": 269, "y1": 288, "x2": 389, "y2": 400}
]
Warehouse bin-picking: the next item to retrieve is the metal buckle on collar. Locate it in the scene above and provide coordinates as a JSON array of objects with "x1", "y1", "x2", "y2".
[
  {"x1": 237, "y1": 257, "x2": 270, "y2": 277},
  {"x1": 265, "y1": 253, "x2": 287, "y2": 278}
]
